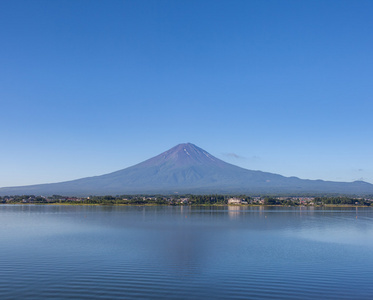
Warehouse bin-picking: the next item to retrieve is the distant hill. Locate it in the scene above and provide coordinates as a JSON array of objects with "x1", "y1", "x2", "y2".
[{"x1": 1, "y1": 143, "x2": 373, "y2": 196}]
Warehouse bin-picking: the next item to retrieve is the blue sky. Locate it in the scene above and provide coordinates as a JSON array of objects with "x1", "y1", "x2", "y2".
[{"x1": 1, "y1": 0, "x2": 372, "y2": 187}]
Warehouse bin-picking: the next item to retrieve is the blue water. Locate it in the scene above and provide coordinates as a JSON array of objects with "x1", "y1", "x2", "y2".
[{"x1": 1, "y1": 205, "x2": 373, "y2": 299}]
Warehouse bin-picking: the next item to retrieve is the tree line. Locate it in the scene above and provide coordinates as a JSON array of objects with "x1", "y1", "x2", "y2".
[{"x1": 1, "y1": 194, "x2": 372, "y2": 206}]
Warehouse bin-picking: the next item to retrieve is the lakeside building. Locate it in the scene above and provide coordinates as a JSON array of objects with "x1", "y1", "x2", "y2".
[{"x1": 228, "y1": 198, "x2": 243, "y2": 205}]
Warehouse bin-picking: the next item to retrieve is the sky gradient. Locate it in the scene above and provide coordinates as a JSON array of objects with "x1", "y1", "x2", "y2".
[{"x1": 1, "y1": 0, "x2": 372, "y2": 187}]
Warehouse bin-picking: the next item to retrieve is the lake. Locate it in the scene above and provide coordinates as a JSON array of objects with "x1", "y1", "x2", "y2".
[{"x1": 0, "y1": 205, "x2": 372, "y2": 299}]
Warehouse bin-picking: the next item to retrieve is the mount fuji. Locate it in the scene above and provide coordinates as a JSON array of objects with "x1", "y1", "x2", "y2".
[{"x1": 1, "y1": 143, "x2": 372, "y2": 196}]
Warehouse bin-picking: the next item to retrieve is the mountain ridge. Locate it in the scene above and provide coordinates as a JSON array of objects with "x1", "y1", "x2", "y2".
[{"x1": 1, "y1": 143, "x2": 372, "y2": 196}]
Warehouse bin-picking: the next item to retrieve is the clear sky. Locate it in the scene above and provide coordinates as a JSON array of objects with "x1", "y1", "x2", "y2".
[{"x1": 1, "y1": 0, "x2": 372, "y2": 187}]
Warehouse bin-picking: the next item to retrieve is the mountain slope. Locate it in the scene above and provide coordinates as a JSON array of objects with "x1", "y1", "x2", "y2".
[{"x1": 1, "y1": 143, "x2": 372, "y2": 196}]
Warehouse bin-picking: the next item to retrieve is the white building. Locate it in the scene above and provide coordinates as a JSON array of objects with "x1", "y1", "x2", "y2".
[{"x1": 228, "y1": 198, "x2": 242, "y2": 205}]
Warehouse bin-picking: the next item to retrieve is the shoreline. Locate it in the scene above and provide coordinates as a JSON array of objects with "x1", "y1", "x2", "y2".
[{"x1": 1, "y1": 203, "x2": 371, "y2": 208}]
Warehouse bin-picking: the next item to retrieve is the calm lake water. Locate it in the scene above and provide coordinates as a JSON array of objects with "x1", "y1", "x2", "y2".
[{"x1": 1, "y1": 205, "x2": 373, "y2": 299}]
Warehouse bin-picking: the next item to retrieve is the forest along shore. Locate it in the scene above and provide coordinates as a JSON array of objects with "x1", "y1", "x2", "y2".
[{"x1": 1, "y1": 195, "x2": 373, "y2": 207}]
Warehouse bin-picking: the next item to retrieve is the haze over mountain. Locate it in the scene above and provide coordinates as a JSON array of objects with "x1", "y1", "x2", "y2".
[{"x1": 1, "y1": 143, "x2": 372, "y2": 196}]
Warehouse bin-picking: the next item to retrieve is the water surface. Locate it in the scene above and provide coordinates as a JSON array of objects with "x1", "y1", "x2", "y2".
[{"x1": 1, "y1": 205, "x2": 372, "y2": 299}]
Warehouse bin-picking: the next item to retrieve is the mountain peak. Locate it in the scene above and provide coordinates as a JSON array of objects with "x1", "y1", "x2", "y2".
[
  {"x1": 1, "y1": 143, "x2": 373, "y2": 196},
  {"x1": 170, "y1": 143, "x2": 199, "y2": 151},
  {"x1": 146, "y1": 143, "x2": 217, "y2": 167}
]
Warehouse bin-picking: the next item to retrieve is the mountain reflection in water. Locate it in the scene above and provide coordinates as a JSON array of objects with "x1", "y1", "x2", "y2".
[{"x1": 1, "y1": 205, "x2": 373, "y2": 299}]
